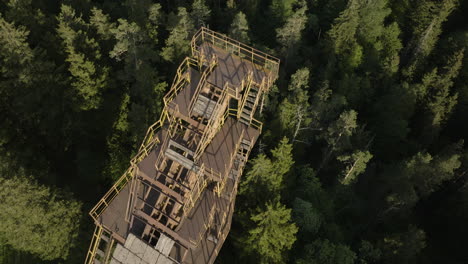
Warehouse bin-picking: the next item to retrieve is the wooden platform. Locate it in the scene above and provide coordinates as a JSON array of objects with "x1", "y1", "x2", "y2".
[
  {"x1": 87, "y1": 27, "x2": 278, "y2": 264},
  {"x1": 200, "y1": 43, "x2": 267, "y2": 87}
]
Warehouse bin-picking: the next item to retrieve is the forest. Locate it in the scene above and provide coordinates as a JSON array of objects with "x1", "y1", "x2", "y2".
[{"x1": 0, "y1": 0, "x2": 467, "y2": 263}]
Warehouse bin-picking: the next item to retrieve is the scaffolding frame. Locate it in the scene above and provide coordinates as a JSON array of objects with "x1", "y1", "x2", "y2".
[{"x1": 86, "y1": 27, "x2": 279, "y2": 264}]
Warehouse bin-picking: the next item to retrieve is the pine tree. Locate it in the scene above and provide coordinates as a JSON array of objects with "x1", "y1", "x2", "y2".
[
  {"x1": 293, "y1": 197, "x2": 323, "y2": 234},
  {"x1": 146, "y1": 3, "x2": 162, "y2": 44},
  {"x1": 297, "y1": 239, "x2": 357, "y2": 264},
  {"x1": 57, "y1": 4, "x2": 108, "y2": 111},
  {"x1": 405, "y1": 0, "x2": 459, "y2": 77},
  {"x1": 229, "y1": 11, "x2": 250, "y2": 43},
  {"x1": 278, "y1": 68, "x2": 311, "y2": 140},
  {"x1": 240, "y1": 137, "x2": 293, "y2": 203},
  {"x1": 243, "y1": 201, "x2": 298, "y2": 264},
  {"x1": 161, "y1": 7, "x2": 195, "y2": 62},
  {"x1": 337, "y1": 150, "x2": 373, "y2": 185},
  {"x1": 0, "y1": 175, "x2": 81, "y2": 260},
  {"x1": 191, "y1": 0, "x2": 211, "y2": 28},
  {"x1": 276, "y1": 0, "x2": 308, "y2": 60},
  {"x1": 90, "y1": 7, "x2": 115, "y2": 40}
]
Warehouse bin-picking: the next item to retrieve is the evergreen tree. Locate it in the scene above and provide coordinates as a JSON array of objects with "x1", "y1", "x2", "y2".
[
  {"x1": 293, "y1": 197, "x2": 323, "y2": 234},
  {"x1": 191, "y1": 0, "x2": 211, "y2": 28},
  {"x1": 146, "y1": 3, "x2": 163, "y2": 44},
  {"x1": 0, "y1": 175, "x2": 81, "y2": 260},
  {"x1": 229, "y1": 11, "x2": 250, "y2": 43},
  {"x1": 240, "y1": 137, "x2": 293, "y2": 202},
  {"x1": 297, "y1": 239, "x2": 357, "y2": 264},
  {"x1": 276, "y1": 0, "x2": 308, "y2": 60},
  {"x1": 57, "y1": 4, "x2": 108, "y2": 111},
  {"x1": 161, "y1": 7, "x2": 195, "y2": 62},
  {"x1": 243, "y1": 201, "x2": 298, "y2": 264},
  {"x1": 90, "y1": 7, "x2": 115, "y2": 40},
  {"x1": 278, "y1": 68, "x2": 311, "y2": 140},
  {"x1": 337, "y1": 150, "x2": 373, "y2": 185},
  {"x1": 405, "y1": 0, "x2": 459, "y2": 77}
]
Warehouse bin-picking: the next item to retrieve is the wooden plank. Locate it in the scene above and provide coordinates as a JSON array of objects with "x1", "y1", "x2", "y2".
[
  {"x1": 168, "y1": 139, "x2": 195, "y2": 157},
  {"x1": 165, "y1": 148, "x2": 195, "y2": 171},
  {"x1": 133, "y1": 210, "x2": 193, "y2": 249},
  {"x1": 137, "y1": 170, "x2": 184, "y2": 203}
]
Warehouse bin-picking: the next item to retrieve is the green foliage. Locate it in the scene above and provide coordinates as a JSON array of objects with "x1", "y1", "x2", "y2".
[
  {"x1": 90, "y1": 7, "x2": 115, "y2": 40},
  {"x1": 110, "y1": 19, "x2": 142, "y2": 61},
  {"x1": 0, "y1": 15, "x2": 33, "y2": 87},
  {"x1": 0, "y1": 175, "x2": 81, "y2": 261},
  {"x1": 57, "y1": 4, "x2": 108, "y2": 111},
  {"x1": 337, "y1": 150, "x2": 373, "y2": 185},
  {"x1": 244, "y1": 201, "x2": 298, "y2": 264},
  {"x1": 240, "y1": 137, "x2": 293, "y2": 202},
  {"x1": 191, "y1": 0, "x2": 211, "y2": 28},
  {"x1": 229, "y1": 12, "x2": 250, "y2": 43},
  {"x1": 279, "y1": 68, "x2": 311, "y2": 139},
  {"x1": 146, "y1": 3, "x2": 162, "y2": 44},
  {"x1": 293, "y1": 197, "x2": 322, "y2": 234},
  {"x1": 161, "y1": 7, "x2": 194, "y2": 62},
  {"x1": 323, "y1": 110, "x2": 358, "y2": 151},
  {"x1": 407, "y1": 0, "x2": 459, "y2": 71},
  {"x1": 380, "y1": 225, "x2": 426, "y2": 264},
  {"x1": 297, "y1": 239, "x2": 357, "y2": 264},
  {"x1": 276, "y1": 0, "x2": 308, "y2": 58}
]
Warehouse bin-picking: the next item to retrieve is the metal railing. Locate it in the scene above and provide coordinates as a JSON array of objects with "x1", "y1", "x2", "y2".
[
  {"x1": 215, "y1": 130, "x2": 245, "y2": 197},
  {"x1": 191, "y1": 27, "x2": 280, "y2": 79},
  {"x1": 188, "y1": 54, "x2": 218, "y2": 116},
  {"x1": 85, "y1": 224, "x2": 103, "y2": 264},
  {"x1": 163, "y1": 57, "x2": 199, "y2": 107},
  {"x1": 90, "y1": 167, "x2": 135, "y2": 221},
  {"x1": 181, "y1": 163, "x2": 207, "y2": 215},
  {"x1": 193, "y1": 81, "x2": 230, "y2": 160}
]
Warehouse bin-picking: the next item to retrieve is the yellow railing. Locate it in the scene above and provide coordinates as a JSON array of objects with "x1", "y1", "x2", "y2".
[
  {"x1": 215, "y1": 130, "x2": 244, "y2": 197},
  {"x1": 193, "y1": 82, "x2": 230, "y2": 160},
  {"x1": 85, "y1": 224, "x2": 103, "y2": 264},
  {"x1": 182, "y1": 163, "x2": 207, "y2": 215},
  {"x1": 90, "y1": 167, "x2": 135, "y2": 221},
  {"x1": 237, "y1": 72, "x2": 254, "y2": 120},
  {"x1": 163, "y1": 57, "x2": 199, "y2": 107},
  {"x1": 188, "y1": 54, "x2": 218, "y2": 116},
  {"x1": 190, "y1": 204, "x2": 216, "y2": 246},
  {"x1": 191, "y1": 27, "x2": 280, "y2": 79}
]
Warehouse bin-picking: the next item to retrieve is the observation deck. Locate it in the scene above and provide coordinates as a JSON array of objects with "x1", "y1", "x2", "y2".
[{"x1": 85, "y1": 27, "x2": 279, "y2": 264}]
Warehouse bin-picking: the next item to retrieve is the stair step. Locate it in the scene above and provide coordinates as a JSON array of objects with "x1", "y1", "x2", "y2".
[
  {"x1": 239, "y1": 118, "x2": 250, "y2": 126},
  {"x1": 247, "y1": 96, "x2": 256, "y2": 103},
  {"x1": 245, "y1": 101, "x2": 254, "y2": 108},
  {"x1": 240, "y1": 112, "x2": 251, "y2": 120}
]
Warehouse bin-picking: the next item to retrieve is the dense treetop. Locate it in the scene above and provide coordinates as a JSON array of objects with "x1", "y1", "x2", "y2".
[{"x1": 0, "y1": 0, "x2": 467, "y2": 263}]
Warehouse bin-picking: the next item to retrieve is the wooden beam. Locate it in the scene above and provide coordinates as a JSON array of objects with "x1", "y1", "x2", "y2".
[
  {"x1": 133, "y1": 210, "x2": 193, "y2": 249},
  {"x1": 137, "y1": 170, "x2": 184, "y2": 203}
]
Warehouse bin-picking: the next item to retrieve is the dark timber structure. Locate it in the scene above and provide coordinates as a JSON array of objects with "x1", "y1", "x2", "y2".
[{"x1": 85, "y1": 28, "x2": 280, "y2": 264}]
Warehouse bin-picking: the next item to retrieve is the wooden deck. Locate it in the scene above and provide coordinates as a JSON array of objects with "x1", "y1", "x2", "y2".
[
  {"x1": 88, "y1": 28, "x2": 277, "y2": 264},
  {"x1": 200, "y1": 42, "x2": 267, "y2": 87}
]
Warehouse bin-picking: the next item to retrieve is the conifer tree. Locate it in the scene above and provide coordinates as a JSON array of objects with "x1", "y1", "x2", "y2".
[
  {"x1": 279, "y1": 68, "x2": 311, "y2": 140},
  {"x1": 243, "y1": 201, "x2": 298, "y2": 264},
  {"x1": 0, "y1": 175, "x2": 81, "y2": 260},
  {"x1": 229, "y1": 11, "x2": 250, "y2": 43},
  {"x1": 276, "y1": 0, "x2": 308, "y2": 60},
  {"x1": 57, "y1": 4, "x2": 108, "y2": 111},
  {"x1": 191, "y1": 0, "x2": 211, "y2": 28},
  {"x1": 161, "y1": 7, "x2": 195, "y2": 62}
]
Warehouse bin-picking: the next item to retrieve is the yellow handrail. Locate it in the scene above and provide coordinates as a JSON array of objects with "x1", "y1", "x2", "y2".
[
  {"x1": 188, "y1": 54, "x2": 218, "y2": 116},
  {"x1": 191, "y1": 27, "x2": 280, "y2": 79},
  {"x1": 84, "y1": 224, "x2": 103, "y2": 264},
  {"x1": 89, "y1": 167, "x2": 135, "y2": 221},
  {"x1": 193, "y1": 81, "x2": 230, "y2": 160}
]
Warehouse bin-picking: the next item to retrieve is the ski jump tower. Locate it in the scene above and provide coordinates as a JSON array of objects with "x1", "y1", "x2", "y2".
[{"x1": 85, "y1": 27, "x2": 280, "y2": 264}]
